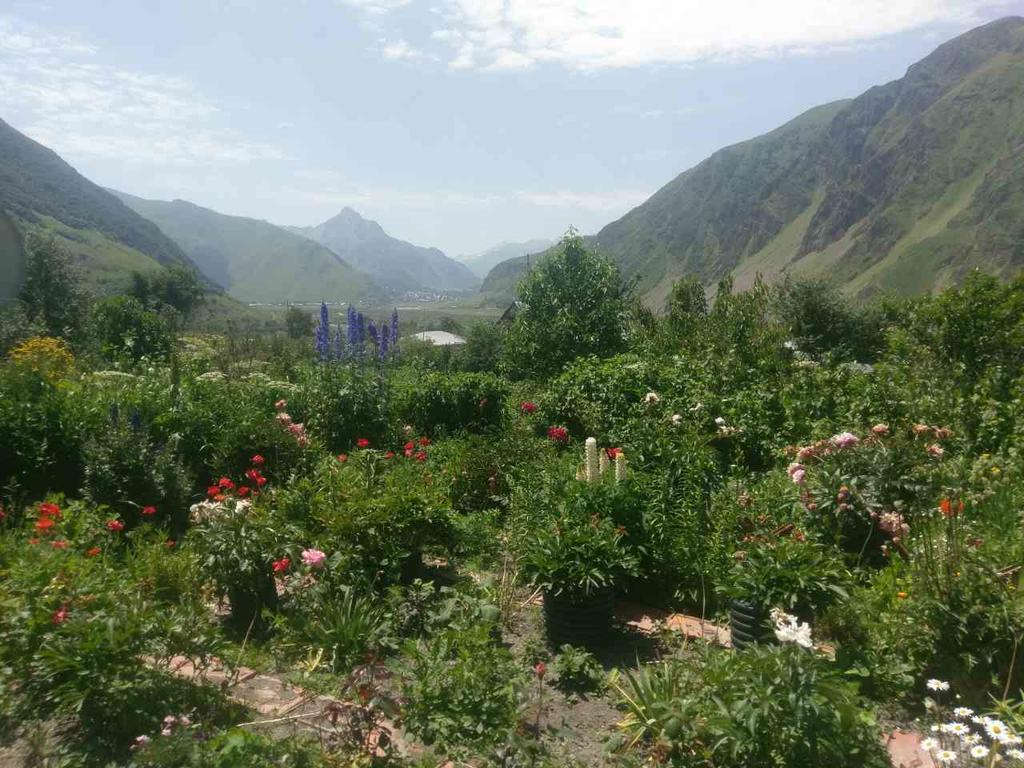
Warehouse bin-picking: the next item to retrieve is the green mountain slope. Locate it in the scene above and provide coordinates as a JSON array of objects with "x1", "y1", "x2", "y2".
[
  {"x1": 0, "y1": 118, "x2": 201, "y2": 295},
  {"x1": 114, "y1": 193, "x2": 378, "y2": 304},
  {"x1": 587, "y1": 16, "x2": 1024, "y2": 305},
  {"x1": 289, "y1": 208, "x2": 479, "y2": 294}
]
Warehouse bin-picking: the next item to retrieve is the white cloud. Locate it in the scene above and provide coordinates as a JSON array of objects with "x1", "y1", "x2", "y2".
[
  {"x1": 0, "y1": 16, "x2": 282, "y2": 167},
  {"x1": 338, "y1": 0, "x2": 412, "y2": 14},
  {"x1": 380, "y1": 38, "x2": 428, "y2": 60},
  {"x1": 351, "y1": 0, "x2": 1006, "y2": 70}
]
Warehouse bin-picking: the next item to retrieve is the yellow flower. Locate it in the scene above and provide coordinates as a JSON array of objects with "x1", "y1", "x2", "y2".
[{"x1": 8, "y1": 336, "x2": 74, "y2": 381}]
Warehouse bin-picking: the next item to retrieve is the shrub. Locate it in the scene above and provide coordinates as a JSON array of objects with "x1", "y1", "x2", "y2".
[
  {"x1": 393, "y1": 371, "x2": 507, "y2": 437},
  {"x1": 401, "y1": 625, "x2": 523, "y2": 752},
  {"x1": 552, "y1": 644, "x2": 604, "y2": 694},
  {"x1": 609, "y1": 645, "x2": 889, "y2": 768},
  {"x1": 90, "y1": 295, "x2": 173, "y2": 362},
  {"x1": 291, "y1": 365, "x2": 390, "y2": 452}
]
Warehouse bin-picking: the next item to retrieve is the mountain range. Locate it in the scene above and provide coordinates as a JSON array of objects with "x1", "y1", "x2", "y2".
[
  {"x1": 112, "y1": 192, "x2": 376, "y2": 304},
  {"x1": 0, "y1": 117, "x2": 202, "y2": 294},
  {"x1": 483, "y1": 16, "x2": 1024, "y2": 306},
  {"x1": 458, "y1": 239, "x2": 554, "y2": 279},
  {"x1": 287, "y1": 209, "x2": 479, "y2": 294}
]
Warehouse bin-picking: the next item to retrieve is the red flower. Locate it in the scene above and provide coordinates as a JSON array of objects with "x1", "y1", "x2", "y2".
[
  {"x1": 356, "y1": 438, "x2": 370, "y2": 449},
  {"x1": 414, "y1": 451, "x2": 428, "y2": 462},
  {"x1": 52, "y1": 605, "x2": 70, "y2": 625},
  {"x1": 207, "y1": 485, "x2": 222, "y2": 498},
  {"x1": 256, "y1": 475, "x2": 267, "y2": 487},
  {"x1": 237, "y1": 486, "x2": 251, "y2": 497},
  {"x1": 251, "y1": 454, "x2": 265, "y2": 466},
  {"x1": 384, "y1": 451, "x2": 395, "y2": 459},
  {"x1": 28, "y1": 538, "x2": 40, "y2": 546},
  {"x1": 218, "y1": 477, "x2": 235, "y2": 491},
  {"x1": 336, "y1": 454, "x2": 348, "y2": 463},
  {"x1": 404, "y1": 448, "x2": 414, "y2": 458},
  {"x1": 606, "y1": 447, "x2": 622, "y2": 459},
  {"x1": 141, "y1": 505, "x2": 157, "y2": 517},
  {"x1": 404, "y1": 441, "x2": 415, "y2": 451},
  {"x1": 164, "y1": 539, "x2": 176, "y2": 548},
  {"x1": 38, "y1": 502, "x2": 62, "y2": 518},
  {"x1": 534, "y1": 661, "x2": 546, "y2": 678},
  {"x1": 106, "y1": 519, "x2": 125, "y2": 533},
  {"x1": 86, "y1": 546, "x2": 102, "y2": 557},
  {"x1": 272, "y1": 557, "x2": 291, "y2": 573},
  {"x1": 245, "y1": 468, "x2": 261, "y2": 482},
  {"x1": 51, "y1": 539, "x2": 68, "y2": 549},
  {"x1": 419, "y1": 437, "x2": 431, "y2": 447},
  {"x1": 939, "y1": 498, "x2": 964, "y2": 518},
  {"x1": 35, "y1": 517, "x2": 56, "y2": 533},
  {"x1": 547, "y1": 426, "x2": 569, "y2": 444},
  {"x1": 520, "y1": 401, "x2": 538, "y2": 414}
]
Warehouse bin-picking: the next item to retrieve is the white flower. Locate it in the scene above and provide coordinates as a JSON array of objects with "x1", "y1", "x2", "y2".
[
  {"x1": 962, "y1": 733, "x2": 981, "y2": 745},
  {"x1": 934, "y1": 750, "x2": 957, "y2": 763},
  {"x1": 920, "y1": 737, "x2": 939, "y2": 751},
  {"x1": 1008, "y1": 748, "x2": 1024, "y2": 760},
  {"x1": 927, "y1": 679, "x2": 951, "y2": 692},
  {"x1": 947, "y1": 722, "x2": 969, "y2": 736},
  {"x1": 970, "y1": 745, "x2": 990, "y2": 759},
  {"x1": 954, "y1": 707, "x2": 975, "y2": 718},
  {"x1": 714, "y1": 416, "x2": 727, "y2": 427},
  {"x1": 585, "y1": 437, "x2": 600, "y2": 484},
  {"x1": 986, "y1": 720, "x2": 1011, "y2": 742},
  {"x1": 671, "y1": 414, "x2": 683, "y2": 426},
  {"x1": 931, "y1": 724, "x2": 941, "y2": 732},
  {"x1": 1005, "y1": 734, "x2": 1024, "y2": 747},
  {"x1": 689, "y1": 402, "x2": 703, "y2": 412},
  {"x1": 643, "y1": 392, "x2": 660, "y2": 405},
  {"x1": 770, "y1": 608, "x2": 813, "y2": 649}
]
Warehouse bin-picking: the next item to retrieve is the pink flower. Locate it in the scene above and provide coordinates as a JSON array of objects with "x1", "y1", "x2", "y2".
[
  {"x1": 301, "y1": 548, "x2": 327, "y2": 569},
  {"x1": 106, "y1": 519, "x2": 125, "y2": 533},
  {"x1": 829, "y1": 432, "x2": 859, "y2": 449},
  {"x1": 251, "y1": 454, "x2": 265, "y2": 466},
  {"x1": 276, "y1": 412, "x2": 293, "y2": 427},
  {"x1": 52, "y1": 605, "x2": 70, "y2": 625},
  {"x1": 927, "y1": 443, "x2": 944, "y2": 458},
  {"x1": 275, "y1": 399, "x2": 288, "y2": 411},
  {"x1": 787, "y1": 462, "x2": 807, "y2": 485},
  {"x1": 871, "y1": 423, "x2": 889, "y2": 436}
]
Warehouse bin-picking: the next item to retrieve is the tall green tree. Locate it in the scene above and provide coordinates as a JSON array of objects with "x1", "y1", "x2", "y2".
[
  {"x1": 18, "y1": 234, "x2": 88, "y2": 341},
  {"x1": 503, "y1": 231, "x2": 630, "y2": 378}
]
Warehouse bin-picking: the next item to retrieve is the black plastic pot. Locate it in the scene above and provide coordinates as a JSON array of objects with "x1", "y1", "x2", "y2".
[
  {"x1": 542, "y1": 589, "x2": 615, "y2": 646},
  {"x1": 729, "y1": 599, "x2": 774, "y2": 651}
]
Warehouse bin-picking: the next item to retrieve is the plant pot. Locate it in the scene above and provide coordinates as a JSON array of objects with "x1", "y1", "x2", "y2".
[
  {"x1": 729, "y1": 599, "x2": 774, "y2": 651},
  {"x1": 542, "y1": 588, "x2": 615, "y2": 646}
]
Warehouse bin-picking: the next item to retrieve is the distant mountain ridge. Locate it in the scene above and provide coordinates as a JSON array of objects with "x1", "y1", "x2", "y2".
[
  {"x1": 482, "y1": 16, "x2": 1024, "y2": 306},
  {"x1": 0, "y1": 118, "x2": 203, "y2": 294},
  {"x1": 591, "y1": 15, "x2": 1024, "y2": 305},
  {"x1": 289, "y1": 208, "x2": 479, "y2": 294},
  {"x1": 458, "y1": 238, "x2": 554, "y2": 279},
  {"x1": 113, "y1": 192, "x2": 377, "y2": 304}
]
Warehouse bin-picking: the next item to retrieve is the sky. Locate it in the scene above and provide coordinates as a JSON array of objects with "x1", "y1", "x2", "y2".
[{"x1": 1, "y1": 1, "x2": 1022, "y2": 257}]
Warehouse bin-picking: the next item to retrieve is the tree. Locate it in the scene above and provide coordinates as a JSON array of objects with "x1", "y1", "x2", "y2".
[
  {"x1": 284, "y1": 305, "x2": 314, "y2": 340},
  {"x1": 665, "y1": 276, "x2": 708, "y2": 337},
  {"x1": 90, "y1": 296, "x2": 172, "y2": 362},
  {"x1": 503, "y1": 231, "x2": 630, "y2": 378},
  {"x1": 459, "y1": 321, "x2": 506, "y2": 373},
  {"x1": 18, "y1": 234, "x2": 88, "y2": 341},
  {"x1": 130, "y1": 265, "x2": 204, "y2": 317}
]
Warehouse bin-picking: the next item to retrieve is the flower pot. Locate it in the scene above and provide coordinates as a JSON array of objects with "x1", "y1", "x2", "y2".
[
  {"x1": 729, "y1": 599, "x2": 774, "y2": 651},
  {"x1": 542, "y1": 588, "x2": 615, "y2": 646}
]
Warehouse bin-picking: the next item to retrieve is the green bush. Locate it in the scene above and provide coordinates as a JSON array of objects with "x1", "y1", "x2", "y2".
[
  {"x1": 393, "y1": 371, "x2": 507, "y2": 437},
  {"x1": 610, "y1": 645, "x2": 889, "y2": 768},
  {"x1": 90, "y1": 295, "x2": 174, "y2": 362},
  {"x1": 401, "y1": 625, "x2": 523, "y2": 752}
]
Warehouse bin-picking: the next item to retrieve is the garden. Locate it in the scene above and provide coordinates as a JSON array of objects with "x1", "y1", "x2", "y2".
[{"x1": 2, "y1": 232, "x2": 1024, "y2": 767}]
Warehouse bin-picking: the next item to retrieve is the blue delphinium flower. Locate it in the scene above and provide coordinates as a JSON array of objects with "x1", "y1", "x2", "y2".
[
  {"x1": 314, "y1": 302, "x2": 331, "y2": 361},
  {"x1": 346, "y1": 306, "x2": 358, "y2": 357},
  {"x1": 367, "y1": 319, "x2": 379, "y2": 358},
  {"x1": 380, "y1": 322, "x2": 390, "y2": 359},
  {"x1": 109, "y1": 403, "x2": 120, "y2": 427},
  {"x1": 334, "y1": 322, "x2": 345, "y2": 360},
  {"x1": 129, "y1": 407, "x2": 142, "y2": 432},
  {"x1": 356, "y1": 312, "x2": 366, "y2": 358},
  {"x1": 391, "y1": 308, "x2": 399, "y2": 357}
]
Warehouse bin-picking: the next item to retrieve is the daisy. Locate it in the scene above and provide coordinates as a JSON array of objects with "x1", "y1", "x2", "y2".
[
  {"x1": 987, "y1": 720, "x2": 1011, "y2": 742},
  {"x1": 934, "y1": 750, "x2": 957, "y2": 763},
  {"x1": 920, "y1": 737, "x2": 939, "y2": 751},
  {"x1": 970, "y1": 745, "x2": 989, "y2": 759},
  {"x1": 947, "y1": 722, "x2": 969, "y2": 736},
  {"x1": 927, "y1": 679, "x2": 951, "y2": 692},
  {"x1": 1007, "y1": 748, "x2": 1024, "y2": 760},
  {"x1": 954, "y1": 707, "x2": 974, "y2": 718}
]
